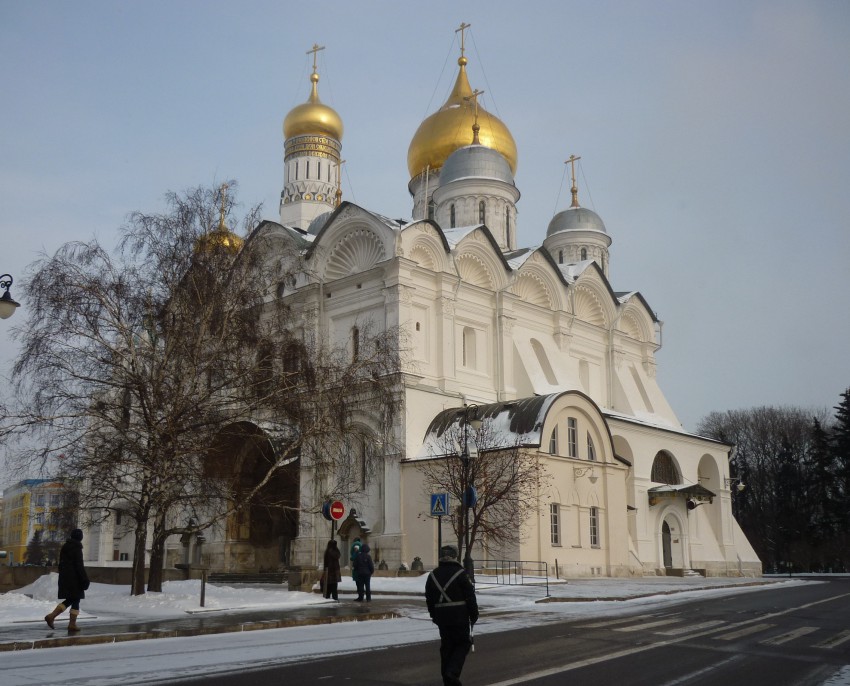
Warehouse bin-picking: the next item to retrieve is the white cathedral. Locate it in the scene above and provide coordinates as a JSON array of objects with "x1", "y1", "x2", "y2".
[{"x1": 88, "y1": 33, "x2": 761, "y2": 579}]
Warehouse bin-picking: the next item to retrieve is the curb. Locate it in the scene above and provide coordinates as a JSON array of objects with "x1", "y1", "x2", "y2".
[{"x1": 0, "y1": 611, "x2": 401, "y2": 652}]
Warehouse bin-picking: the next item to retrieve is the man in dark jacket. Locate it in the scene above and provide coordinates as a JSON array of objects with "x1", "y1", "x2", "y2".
[
  {"x1": 425, "y1": 545, "x2": 479, "y2": 686},
  {"x1": 353, "y1": 543, "x2": 374, "y2": 601},
  {"x1": 44, "y1": 528, "x2": 90, "y2": 632}
]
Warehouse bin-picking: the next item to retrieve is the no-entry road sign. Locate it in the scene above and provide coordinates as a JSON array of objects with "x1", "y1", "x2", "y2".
[{"x1": 329, "y1": 500, "x2": 346, "y2": 521}]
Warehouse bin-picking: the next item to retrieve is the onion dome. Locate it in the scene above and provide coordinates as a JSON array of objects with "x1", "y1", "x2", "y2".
[
  {"x1": 547, "y1": 206, "x2": 607, "y2": 236},
  {"x1": 441, "y1": 144, "x2": 515, "y2": 186},
  {"x1": 407, "y1": 55, "x2": 516, "y2": 179},
  {"x1": 283, "y1": 68, "x2": 344, "y2": 141},
  {"x1": 195, "y1": 185, "x2": 244, "y2": 254}
]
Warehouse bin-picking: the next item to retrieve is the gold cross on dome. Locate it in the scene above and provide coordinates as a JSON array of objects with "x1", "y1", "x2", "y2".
[
  {"x1": 307, "y1": 43, "x2": 325, "y2": 72},
  {"x1": 565, "y1": 154, "x2": 582, "y2": 207},
  {"x1": 455, "y1": 22, "x2": 471, "y2": 57}
]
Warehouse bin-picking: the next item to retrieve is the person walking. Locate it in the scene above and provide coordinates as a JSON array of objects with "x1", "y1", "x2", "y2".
[
  {"x1": 425, "y1": 545, "x2": 479, "y2": 686},
  {"x1": 353, "y1": 543, "x2": 374, "y2": 601},
  {"x1": 44, "y1": 528, "x2": 90, "y2": 632},
  {"x1": 322, "y1": 539, "x2": 342, "y2": 600}
]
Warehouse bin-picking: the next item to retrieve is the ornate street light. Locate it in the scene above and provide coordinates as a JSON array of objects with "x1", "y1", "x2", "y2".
[
  {"x1": 459, "y1": 404, "x2": 483, "y2": 582},
  {"x1": 0, "y1": 274, "x2": 21, "y2": 319}
]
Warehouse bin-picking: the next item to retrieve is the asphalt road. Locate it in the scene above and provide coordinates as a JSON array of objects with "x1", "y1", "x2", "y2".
[{"x1": 183, "y1": 576, "x2": 850, "y2": 686}]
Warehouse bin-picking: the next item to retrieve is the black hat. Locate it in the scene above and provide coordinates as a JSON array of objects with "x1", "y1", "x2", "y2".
[
  {"x1": 439, "y1": 545, "x2": 458, "y2": 561},
  {"x1": 70, "y1": 529, "x2": 83, "y2": 541}
]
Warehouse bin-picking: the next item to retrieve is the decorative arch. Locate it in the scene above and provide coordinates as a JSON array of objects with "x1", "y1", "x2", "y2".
[
  {"x1": 513, "y1": 272, "x2": 553, "y2": 309},
  {"x1": 651, "y1": 450, "x2": 682, "y2": 485},
  {"x1": 618, "y1": 311, "x2": 646, "y2": 341},
  {"x1": 574, "y1": 285, "x2": 608, "y2": 327},
  {"x1": 456, "y1": 252, "x2": 495, "y2": 289},
  {"x1": 324, "y1": 227, "x2": 386, "y2": 280},
  {"x1": 409, "y1": 243, "x2": 439, "y2": 270}
]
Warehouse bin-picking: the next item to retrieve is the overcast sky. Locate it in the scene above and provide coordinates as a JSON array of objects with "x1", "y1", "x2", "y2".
[{"x1": 2, "y1": 1, "x2": 849, "y2": 486}]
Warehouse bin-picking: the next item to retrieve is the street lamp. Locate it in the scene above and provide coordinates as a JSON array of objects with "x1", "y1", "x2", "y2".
[
  {"x1": 459, "y1": 404, "x2": 483, "y2": 582},
  {"x1": 0, "y1": 274, "x2": 21, "y2": 320}
]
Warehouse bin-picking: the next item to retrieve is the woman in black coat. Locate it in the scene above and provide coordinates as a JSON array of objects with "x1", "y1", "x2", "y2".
[
  {"x1": 322, "y1": 540, "x2": 342, "y2": 600},
  {"x1": 44, "y1": 528, "x2": 90, "y2": 632}
]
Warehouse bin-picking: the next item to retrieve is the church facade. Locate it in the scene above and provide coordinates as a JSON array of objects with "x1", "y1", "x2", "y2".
[{"x1": 213, "y1": 34, "x2": 761, "y2": 579}]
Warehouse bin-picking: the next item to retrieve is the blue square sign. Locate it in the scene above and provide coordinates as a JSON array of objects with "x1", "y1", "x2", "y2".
[{"x1": 430, "y1": 493, "x2": 449, "y2": 517}]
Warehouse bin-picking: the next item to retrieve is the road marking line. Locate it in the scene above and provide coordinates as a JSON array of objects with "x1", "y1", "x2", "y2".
[
  {"x1": 816, "y1": 630, "x2": 850, "y2": 649},
  {"x1": 657, "y1": 655, "x2": 744, "y2": 686},
  {"x1": 714, "y1": 623, "x2": 774, "y2": 640},
  {"x1": 577, "y1": 616, "x2": 652, "y2": 628},
  {"x1": 486, "y1": 591, "x2": 850, "y2": 686},
  {"x1": 616, "y1": 618, "x2": 683, "y2": 632},
  {"x1": 655, "y1": 620, "x2": 726, "y2": 635},
  {"x1": 760, "y1": 626, "x2": 818, "y2": 645}
]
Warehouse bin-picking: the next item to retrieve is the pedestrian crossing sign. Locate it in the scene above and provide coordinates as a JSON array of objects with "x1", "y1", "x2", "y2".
[{"x1": 430, "y1": 493, "x2": 449, "y2": 517}]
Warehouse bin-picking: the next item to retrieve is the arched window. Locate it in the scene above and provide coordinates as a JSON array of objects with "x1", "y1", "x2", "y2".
[
  {"x1": 549, "y1": 426, "x2": 559, "y2": 454},
  {"x1": 651, "y1": 452, "x2": 681, "y2": 484},
  {"x1": 352, "y1": 326, "x2": 360, "y2": 362},
  {"x1": 506, "y1": 207, "x2": 511, "y2": 245},
  {"x1": 567, "y1": 417, "x2": 578, "y2": 457},
  {"x1": 581, "y1": 248, "x2": 587, "y2": 260},
  {"x1": 479, "y1": 200, "x2": 486, "y2": 224},
  {"x1": 306, "y1": 161, "x2": 310, "y2": 178},
  {"x1": 558, "y1": 250, "x2": 564, "y2": 264},
  {"x1": 450, "y1": 204, "x2": 456, "y2": 228},
  {"x1": 317, "y1": 161, "x2": 321, "y2": 180},
  {"x1": 587, "y1": 433, "x2": 596, "y2": 461}
]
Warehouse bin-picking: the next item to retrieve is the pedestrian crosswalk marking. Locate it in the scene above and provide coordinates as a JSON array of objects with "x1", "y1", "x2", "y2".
[
  {"x1": 655, "y1": 620, "x2": 726, "y2": 635},
  {"x1": 715, "y1": 623, "x2": 774, "y2": 640},
  {"x1": 578, "y1": 616, "x2": 648, "y2": 629},
  {"x1": 615, "y1": 617, "x2": 682, "y2": 632},
  {"x1": 760, "y1": 626, "x2": 818, "y2": 646},
  {"x1": 815, "y1": 629, "x2": 850, "y2": 649}
]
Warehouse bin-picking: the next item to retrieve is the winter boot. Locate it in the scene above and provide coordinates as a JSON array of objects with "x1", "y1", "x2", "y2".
[
  {"x1": 44, "y1": 603, "x2": 66, "y2": 629},
  {"x1": 67, "y1": 609, "x2": 81, "y2": 632}
]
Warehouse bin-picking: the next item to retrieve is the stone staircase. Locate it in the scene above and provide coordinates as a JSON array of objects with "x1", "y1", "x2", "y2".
[{"x1": 207, "y1": 571, "x2": 287, "y2": 585}]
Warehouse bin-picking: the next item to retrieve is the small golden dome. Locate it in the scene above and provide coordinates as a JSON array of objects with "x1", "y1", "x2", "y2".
[
  {"x1": 283, "y1": 70, "x2": 344, "y2": 141},
  {"x1": 407, "y1": 56, "x2": 517, "y2": 179},
  {"x1": 194, "y1": 226, "x2": 244, "y2": 255}
]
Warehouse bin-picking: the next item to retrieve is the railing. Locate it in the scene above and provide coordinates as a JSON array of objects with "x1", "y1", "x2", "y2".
[{"x1": 476, "y1": 559, "x2": 549, "y2": 597}]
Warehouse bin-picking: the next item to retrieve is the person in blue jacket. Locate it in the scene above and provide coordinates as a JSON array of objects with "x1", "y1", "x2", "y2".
[{"x1": 353, "y1": 543, "x2": 374, "y2": 601}]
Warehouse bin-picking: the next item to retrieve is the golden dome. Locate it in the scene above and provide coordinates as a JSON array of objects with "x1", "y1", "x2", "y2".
[
  {"x1": 194, "y1": 226, "x2": 244, "y2": 255},
  {"x1": 407, "y1": 56, "x2": 517, "y2": 179},
  {"x1": 283, "y1": 70, "x2": 344, "y2": 141}
]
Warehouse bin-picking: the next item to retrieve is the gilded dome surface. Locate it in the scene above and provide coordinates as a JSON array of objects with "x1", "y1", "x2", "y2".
[
  {"x1": 194, "y1": 226, "x2": 244, "y2": 254},
  {"x1": 407, "y1": 57, "x2": 516, "y2": 178},
  {"x1": 283, "y1": 71, "x2": 344, "y2": 141}
]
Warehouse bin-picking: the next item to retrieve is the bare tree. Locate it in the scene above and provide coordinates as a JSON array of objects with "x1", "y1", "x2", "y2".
[
  {"x1": 2, "y1": 182, "x2": 402, "y2": 594},
  {"x1": 416, "y1": 405, "x2": 550, "y2": 568}
]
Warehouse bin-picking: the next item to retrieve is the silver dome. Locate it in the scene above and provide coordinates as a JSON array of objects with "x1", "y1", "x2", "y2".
[
  {"x1": 307, "y1": 210, "x2": 333, "y2": 236},
  {"x1": 546, "y1": 207, "x2": 607, "y2": 236},
  {"x1": 440, "y1": 145, "x2": 515, "y2": 186}
]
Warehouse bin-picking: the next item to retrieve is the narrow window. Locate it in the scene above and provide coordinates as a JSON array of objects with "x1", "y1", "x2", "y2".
[
  {"x1": 360, "y1": 439, "x2": 368, "y2": 490},
  {"x1": 581, "y1": 248, "x2": 587, "y2": 260},
  {"x1": 462, "y1": 326, "x2": 476, "y2": 368},
  {"x1": 587, "y1": 433, "x2": 596, "y2": 462},
  {"x1": 567, "y1": 417, "x2": 578, "y2": 457},
  {"x1": 295, "y1": 161, "x2": 299, "y2": 179},
  {"x1": 306, "y1": 161, "x2": 310, "y2": 178},
  {"x1": 450, "y1": 204, "x2": 456, "y2": 228},
  {"x1": 428, "y1": 199, "x2": 435, "y2": 220},
  {"x1": 589, "y1": 506, "x2": 600, "y2": 547},
  {"x1": 479, "y1": 200, "x2": 485, "y2": 224},
  {"x1": 549, "y1": 426, "x2": 559, "y2": 454},
  {"x1": 558, "y1": 250, "x2": 564, "y2": 264},
  {"x1": 506, "y1": 207, "x2": 511, "y2": 246},
  {"x1": 352, "y1": 326, "x2": 360, "y2": 362},
  {"x1": 550, "y1": 503, "x2": 561, "y2": 546},
  {"x1": 317, "y1": 161, "x2": 321, "y2": 180}
]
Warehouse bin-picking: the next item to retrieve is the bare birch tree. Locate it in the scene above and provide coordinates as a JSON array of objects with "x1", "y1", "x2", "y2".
[{"x1": 2, "y1": 182, "x2": 401, "y2": 594}]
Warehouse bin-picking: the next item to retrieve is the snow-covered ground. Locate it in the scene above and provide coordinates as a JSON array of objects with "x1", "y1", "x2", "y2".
[{"x1": 0, "y1": 574, "x2": 808, "y2": 685}]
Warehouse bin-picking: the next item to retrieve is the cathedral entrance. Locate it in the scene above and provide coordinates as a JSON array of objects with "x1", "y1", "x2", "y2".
[
  {"x1": 205, "y1": 422, "x2": 300, "y2": 572},
  {"x1": 662, "y1": 521, "x2": 672, "y2": 568},
  {"x1": 661, "y1": 514, "x2": 685, "y2": 571}
]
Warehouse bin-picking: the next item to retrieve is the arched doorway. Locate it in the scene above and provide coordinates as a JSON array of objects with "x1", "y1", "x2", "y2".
[
  {"x1": 661, "y1": 513, "x2": 685, "y2": 571},
  {"x1": 662, "y1": 521, "x2": 672, "y2": 568},
  {"x1": 205, "y1": 422, "x2": 300, "y2": 572}
]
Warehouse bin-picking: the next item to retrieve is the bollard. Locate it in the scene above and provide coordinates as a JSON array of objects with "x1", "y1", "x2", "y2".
[{"x1": 200, "y1": 570, "x2": 207, "y2": 607}]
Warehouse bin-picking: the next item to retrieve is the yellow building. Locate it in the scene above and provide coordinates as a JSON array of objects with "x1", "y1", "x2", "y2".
[{"x1": 1, "y1": 479, "x2": 70, "y2": 565}]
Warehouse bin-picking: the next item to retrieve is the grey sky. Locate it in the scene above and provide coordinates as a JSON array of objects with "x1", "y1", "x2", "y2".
[{"x1": 2, "y1": 1, "x2": 848, "y2": 487}]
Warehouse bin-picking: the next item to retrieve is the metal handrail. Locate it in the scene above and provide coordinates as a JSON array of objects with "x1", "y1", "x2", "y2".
[{"x1": 476, "y1": 559, "x2": 549, "y2": 597}]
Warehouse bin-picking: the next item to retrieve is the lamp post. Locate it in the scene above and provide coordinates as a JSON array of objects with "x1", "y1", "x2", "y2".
[
  {"x1": 0, "y1": 274, "x2": 21, "y2": 320},
  {"x1": 459, "y1": 404, "x2": 483, "y2": 582}
]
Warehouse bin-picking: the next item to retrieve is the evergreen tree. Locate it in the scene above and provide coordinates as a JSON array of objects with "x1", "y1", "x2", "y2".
[{"x1": 25, "y1": 529, "x2": 46, "y2": 565}]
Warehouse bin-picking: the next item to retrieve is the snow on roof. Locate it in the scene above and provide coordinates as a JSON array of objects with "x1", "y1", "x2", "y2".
[{"x1": 441, "y1": 225, "x2": 482, "y2": 249}]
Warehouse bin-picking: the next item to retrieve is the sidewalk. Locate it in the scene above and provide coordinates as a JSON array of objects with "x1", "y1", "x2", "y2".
[{"x1": 0, "y1": 576, "x2": 778, "y2": 652}]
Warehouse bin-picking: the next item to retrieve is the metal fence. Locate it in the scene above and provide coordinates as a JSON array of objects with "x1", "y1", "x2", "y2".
[{"x1": 476, "y1": 559, "x2": 549, "y2": 596}]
